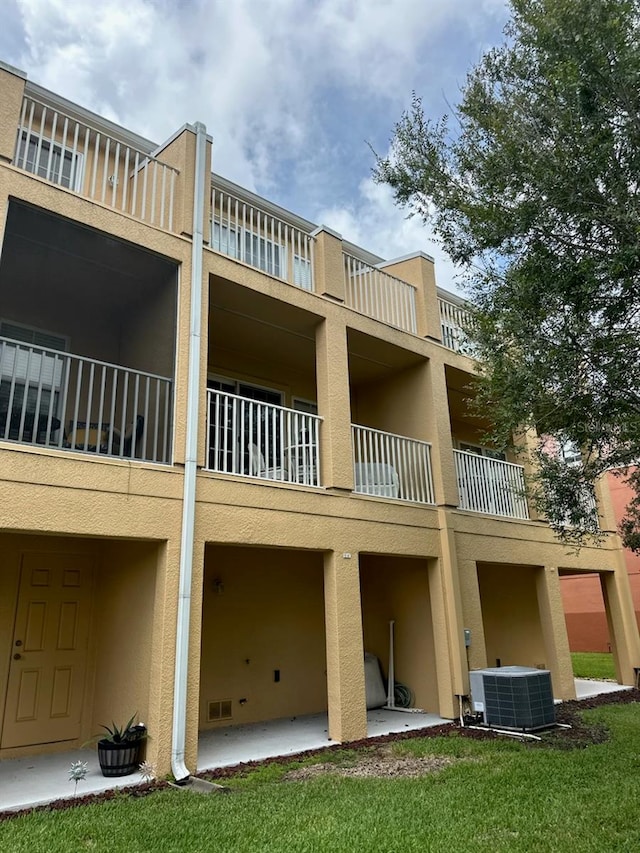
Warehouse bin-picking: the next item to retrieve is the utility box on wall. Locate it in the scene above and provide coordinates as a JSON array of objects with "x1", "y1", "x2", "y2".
[{"x1": 469, "y1": 666, "x2": 555, "y2": 731}]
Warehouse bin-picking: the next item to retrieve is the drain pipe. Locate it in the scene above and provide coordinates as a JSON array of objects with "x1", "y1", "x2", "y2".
[{"x1": 171, "y1": 120, "x2": 208, "y2": 783}]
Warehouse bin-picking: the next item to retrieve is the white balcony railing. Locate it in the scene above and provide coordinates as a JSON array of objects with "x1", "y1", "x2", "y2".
[
  {"x1": 15, "y1": 96, "x2": 179, "y2": 231},
  {"x1": 206, "y1": 390, "x2": 322, "y2": 486},
  {"x1": 352, "y1": 424, "x2": 435, "y2": 504},
  {"x1": 438, "y1": 297, "x2": 474, "y2": 354},
  {"x1": 210, "y1": 187, "x2": 315, "y2": 291},
  {"x1": 0, "y1": 337, "x2": 173, "y2": 463},
  {"x1": 344, "y1": 255, "x2": 418, "y2": 334},
  {"x1": 454, "y1": 450, "x2": 529, "y2": 519}
]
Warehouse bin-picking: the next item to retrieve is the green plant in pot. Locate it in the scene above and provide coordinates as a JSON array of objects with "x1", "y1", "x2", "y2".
[{"x1": 95, "y1": 714, "x2": 147, "y2": 778}]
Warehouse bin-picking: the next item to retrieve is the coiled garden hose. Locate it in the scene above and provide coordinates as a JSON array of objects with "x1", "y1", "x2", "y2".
[{"x1": 393, "y1": 681, "x2": 413, "y2": 708}]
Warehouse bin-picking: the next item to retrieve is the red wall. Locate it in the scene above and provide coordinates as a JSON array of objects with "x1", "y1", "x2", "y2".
[{"x1": 560, "y1": 470, "x2": 640, "y2": 652}]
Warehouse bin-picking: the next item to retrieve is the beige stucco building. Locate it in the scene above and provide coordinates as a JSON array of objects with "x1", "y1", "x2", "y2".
[{"x1": 0, "y1": 61, "x2": 638, "y2": 779}]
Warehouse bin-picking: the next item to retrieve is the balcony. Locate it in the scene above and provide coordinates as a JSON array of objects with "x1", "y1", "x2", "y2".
[
  {"x1": 352, "y1": 424, "x2": 435, "y2": 504},
  {"x1": 438, "y1": 296, "x2": 473, "y2": 354},
  {"x1": 0, "y1": 337, "x2": 173, "y2": 463},
  {"x1": 14, "y1": 95, "x2": 179, "y2": 231},
  {"x1": 344, "y1": 254, "x2": 418, "y2": 334},
  {"x1": 210, "y1": 185, "x2": 315, "y2": 291},
  {"x1": 454, "y1": 450, "x2": 529, "y2": 519},
  {"x1": 205, "y1": 389, "x2": 322, "y2": 486}
]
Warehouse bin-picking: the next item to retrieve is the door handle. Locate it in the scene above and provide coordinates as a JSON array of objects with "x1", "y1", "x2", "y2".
[{"x1": 13, "y1": 653, "x2": 22, "y2": 660}]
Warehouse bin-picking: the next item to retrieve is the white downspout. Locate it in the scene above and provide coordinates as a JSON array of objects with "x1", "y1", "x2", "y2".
[{"x1": 172, "y1": 120, "x2": 207, "y2": 783}]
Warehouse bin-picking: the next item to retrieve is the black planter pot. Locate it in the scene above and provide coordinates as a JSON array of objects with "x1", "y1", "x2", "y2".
[{"x1": 97, "y1": 738, "x2": 144, "y2": 778}]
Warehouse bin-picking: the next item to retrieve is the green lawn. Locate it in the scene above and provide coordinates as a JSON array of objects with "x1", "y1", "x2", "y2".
[
  {"x1": 2, "y1": 703, "x2": 640, "y2": 852},
  {"x1": 571, "y1": 651, "x2": 616, "y2": 680}
]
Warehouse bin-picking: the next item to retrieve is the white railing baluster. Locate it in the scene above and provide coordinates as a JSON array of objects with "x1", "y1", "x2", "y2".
[
  {"x1": 14, "y1": 96, "x2": 179, "y2": 230},
  {"x1": 438, "y1": 297, "x2": 474, "y2": 354},
  {"x1": 351, "y1": 424, "x2": 434, "y2": 504},
  {"x1": 0, "y1": 336, "x2": 172, "y2": 463},
  {"x1": 209, "y1": 186, "x2": 315, "y2": 290},
  {"x1": 205, "y1": 390, "x2": 322, "y2": 486},
  {"x1": 343, "y1": 253, "x2": 417, "y2": 333},
  {"x1": 453, "y1": 450, "x2": 529, "y2": 519},
  {"x1": 150, "y1": 160, "x2": 158, "y2": 225}
]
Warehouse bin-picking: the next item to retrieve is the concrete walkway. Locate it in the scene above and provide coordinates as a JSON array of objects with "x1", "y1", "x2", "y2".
[{"x1": 0, "y1": 679, "x2": 633, "y2": 813}]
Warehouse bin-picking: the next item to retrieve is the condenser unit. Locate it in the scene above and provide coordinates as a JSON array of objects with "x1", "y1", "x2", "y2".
[{"x1": 469, "y1": 666, "x2": 555, "y2": 731}]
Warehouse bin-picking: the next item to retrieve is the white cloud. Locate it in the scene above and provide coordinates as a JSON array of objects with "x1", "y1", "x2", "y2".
[
  {"x1": 316, "y1": 176, "x2": 466, "y2": 295},
  {"x1": 6, "y1": 0, "x2": 507, "y2": 280}
]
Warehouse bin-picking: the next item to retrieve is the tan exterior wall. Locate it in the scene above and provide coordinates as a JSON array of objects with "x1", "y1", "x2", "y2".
[
  {"x1": 0, "y1": 66, "x2": 26, "y2": 163},
  {"x1": 360, "y1": 555, "x2": 438, "y2": 712},
  {"x1": 477, "y1": 562, "x2": 548, "y2": 669},
  {"x1": 200, "y1": 546, "x2": 326, "y2": 728}
]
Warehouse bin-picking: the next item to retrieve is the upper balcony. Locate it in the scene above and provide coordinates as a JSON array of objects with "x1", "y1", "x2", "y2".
[
  {"x1": 12, "y1": 91, "x2": 180, "y2": 232},
  {"x1": 1, "y1": 336, "x2": 172, "y2": 463},
  {"x1": 438, "y1": 292, "x2": 474, "y2": 355},
  {"x1": 343, "y1": 254, "x2": 418, "y2": 334},
  {"x1": 207, "y1": 179, "x2": 475, "y2": 348},
  {"x1": 0, "y1": 199, "x2": 178, "y2": 465},
  {"x1": 454, "y1": 449, "x2": 529, "y2": 519},
  {"x1": 210, "y1": 180, "x2": 315, "y2": 292}
]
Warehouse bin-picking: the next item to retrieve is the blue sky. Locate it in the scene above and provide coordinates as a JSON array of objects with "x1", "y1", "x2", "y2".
[{"x1": 1, "y1": 0, "x2": 509, "y2": 292}]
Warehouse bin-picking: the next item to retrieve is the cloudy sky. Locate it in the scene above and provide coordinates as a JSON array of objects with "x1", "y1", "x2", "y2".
[{"x1": 1, "y1": 0, "x2": 509, "y2": 292}]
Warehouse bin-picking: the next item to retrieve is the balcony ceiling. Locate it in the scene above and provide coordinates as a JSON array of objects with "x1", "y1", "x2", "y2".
[
  {"x1": 208, "y1": 276, "x2": 320, "y2": 373},
  {"x1": 0, "y1": 201, "x2": 177, "y2": 323},
  {"x1": 347, "y1": 328, "x2": 425, "y2": 386}
]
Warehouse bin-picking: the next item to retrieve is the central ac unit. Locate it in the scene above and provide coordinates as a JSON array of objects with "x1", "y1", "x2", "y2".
[{"x1": 469, "y1": 666, "x2": 555, "y2": 731}]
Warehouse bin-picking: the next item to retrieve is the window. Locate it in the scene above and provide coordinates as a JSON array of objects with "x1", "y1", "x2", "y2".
[
  {"x1": 292, "y1": 398, "x2": 318, "y2": 415},
  {"x1": 458, "y1": 442, "x2": 506, "y2": 461},
  {"x1": 0, "y1": 322, "x2": 68, "y2": 442},
  {"x1": 212, "y1": 221, "x2": 285, "y2": 279},
  {"x1": 211, "y1": 222, "x2": 240, "y2": 259},
  {"x1": 16, "y1": 131, "x2": 83, "y2": 191},
  {"x1": 293, "y1": 255, "x2": 312, "y2": 291}
]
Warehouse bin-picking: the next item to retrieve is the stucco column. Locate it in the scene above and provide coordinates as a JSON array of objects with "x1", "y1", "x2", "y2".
[
  {"x1": 0, "y1": 63, "x2": 26, "y2": 164},
  {"x1": 536, "y1": 566, "x2": 576, "y2": 699},
  {"x1": 429, "y1": 510, "x2": 469, "y2": 718},
  {"x1": 147, "y1": 539, "x2": 179, "y2": 776},
  {"x1": 311, "y1": 226, "x2": 345, "y2": 302},
  {"x1": 323, "y1": 550, "x2": 367, "y2": 742},
  {"x1": 316, "y1": 317, "x2": 353, "y2": 491},
  {"x1": 512, "y1": 427, "x2": 542, "y2": 521},
  {"x1": 456, "y1": 557, "x2": 488, "y2": 672},
  {"x1": 155, "y1": 126, "x2": 212, "y2": 241},
  {"x1": 601, "y1": 564, "x2": 640, "y2": 685},
  {"x1": 184, "y1": 536, "x2": 206, "y2": 772},
  {"x1": 427, "y1": 357, "x2": 459, "y2": 507}
]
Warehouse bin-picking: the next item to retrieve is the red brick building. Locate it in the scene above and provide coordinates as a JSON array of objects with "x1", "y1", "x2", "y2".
[{"x1": 561, "y1": 470, "x2": 640, "y2": 652}]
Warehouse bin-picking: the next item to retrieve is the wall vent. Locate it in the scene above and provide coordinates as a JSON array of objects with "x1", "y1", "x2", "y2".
[{"x1": 208, "y1": 699, "x2": 233, "y2": 722}]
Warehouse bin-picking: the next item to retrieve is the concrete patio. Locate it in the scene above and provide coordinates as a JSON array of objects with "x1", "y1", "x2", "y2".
[{"x1": 0, "y1": 679, "x2": 632, "y2": 814}]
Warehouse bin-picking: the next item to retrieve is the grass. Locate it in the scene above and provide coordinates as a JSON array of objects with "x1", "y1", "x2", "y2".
[
  {"x1": 571, "y1": 651, "x2": 616, "y2": 680},
  {"x1": 2, "y1": 703, "x2": 640, "y2": 852}
]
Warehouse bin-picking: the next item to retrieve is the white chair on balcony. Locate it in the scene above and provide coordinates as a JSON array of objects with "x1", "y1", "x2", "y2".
[
  {"x1": 354, "y1": 463, "x2": 400, "y2": 498},
  {"x1": 247, "y1": 443, "x2": 288, "y2": 482}
]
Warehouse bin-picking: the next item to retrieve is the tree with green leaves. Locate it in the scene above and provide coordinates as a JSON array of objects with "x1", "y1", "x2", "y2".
[{"x1": 375, "y1": 0, "x2": 640, "y2": 549}]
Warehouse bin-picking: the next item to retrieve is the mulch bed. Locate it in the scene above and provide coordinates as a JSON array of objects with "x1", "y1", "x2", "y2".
[{"x1": 2, "y1": 687, "x2": 638, "y2": 822}]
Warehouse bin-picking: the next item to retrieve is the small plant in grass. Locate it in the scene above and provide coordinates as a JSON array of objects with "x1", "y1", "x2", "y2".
[
  {"x1": 139, "y1": 761, "x2": 157, "y2": 782},
  {"x1": 68, "y1": 760, "x2": 88, "y2": 796}
]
